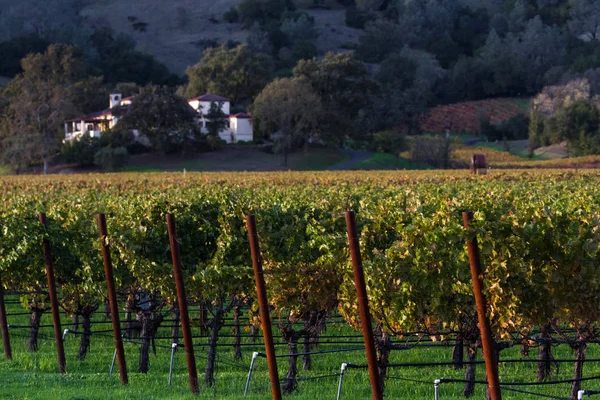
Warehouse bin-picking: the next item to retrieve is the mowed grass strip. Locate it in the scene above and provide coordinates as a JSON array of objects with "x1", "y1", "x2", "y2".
[{"x1": 0, "y1": 295, "x2": 598, "y2": 399}]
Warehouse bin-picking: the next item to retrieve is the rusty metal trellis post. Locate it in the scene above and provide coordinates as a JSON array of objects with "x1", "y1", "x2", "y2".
[
  {"x1": 463, "y1": 211, "x2": 502, "y2": 400},
  {"x1": 0, "y1": 273, "x2": 11, "y2": 360},
  {"x1": 246, "y1": 215, "x2": 282, "y2": 400},
  {"x1": 39, "y1": 213, "x2": 66, "y2": 374},
  {"x1": 344, "y1": 210, "x2": 383, "y2": 400},
  {"x1": 166, "y1": 213, "x2": 199, "y2": 395},
  {"x1": 97, "y1": 213, "x2": 128, "y2": 385}
]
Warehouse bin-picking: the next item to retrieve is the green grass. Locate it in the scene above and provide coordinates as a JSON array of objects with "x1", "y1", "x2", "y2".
[
  {"x1": 352, "y1": 153, "x2": 432, "y2": 170},
  {"x1": 287, "y1": 147, "x2": 350, "y2": 170},
  {"x1": 3, "y1": 295, "x2": 595, "y2": 399},
  {"x1": 475, "y1": 140, "x2": 532, "y2": 159},
  {"x1": 121, "y1": 147, "x2": 350, "y2": 173}
]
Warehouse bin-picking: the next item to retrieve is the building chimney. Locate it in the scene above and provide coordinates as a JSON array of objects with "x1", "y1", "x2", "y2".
[{"x1": 109, "y1": 93, "x2": 122, "y2": 108}]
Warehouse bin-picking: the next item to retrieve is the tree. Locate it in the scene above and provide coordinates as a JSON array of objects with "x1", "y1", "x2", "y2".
[
  {"x1": 508, "y1": 0, "x2": 528, "y2": 34},
  {"x1": 250, "y1": 78, "x2": 321, "y2": 165},
  {"x1": 508, "y1": 16, "x2": 566, "y2": 94},
  {"x1": 2, "y1": 44, "x2": 90, "y2": 174},
  {"x1": 546, "y1": 100, "x2": 600, "y2": 155},
  {"x1": 293, "y1": 52, "x2": 374, "y2": 145},
  {"x1": 184, "y1": 45, "x2": 274, "y2": 105},
  {"x1": 0, "y1": 34, "x2": 50, "y2": 77},
  {"x1": 357, "y1": 20, "x2": 405, "y2": 63},
  {"x1": 203, "y1": 101, "x2": 229, "y2": 142},
  {"x1": 479, "y1": 18, "x2": 566, "y2": 96},
  {"x1": 237, "y1": 0, "x2": 288, "y2": 29},
  {"x1": 113, "y1": 85, "x2": 201, "y2": 155},
  {"x1": 247, "y1": 22, "x2": 274, "y2": 55},
  {"x1": 89, "y1": 27, "x2": 179, "y2": 86},
  {"x1": 479, "y1": 29, "x2": 516, "y2": 96},
  {"x1": 369, "y1": 48, "x2": 444, "y2": 136},
  {"x1": 568, "y1": 0, "x2": 600, "y2": 41},
  {"x1": 280, "y1": 13, "x2": 316, "y2": 42},
  {"x1": 444, "y1": 56, "x2": 489, "y2": 102},
  {"x1": 528, "y1": 78, "x2": 600, "y2": 155}
]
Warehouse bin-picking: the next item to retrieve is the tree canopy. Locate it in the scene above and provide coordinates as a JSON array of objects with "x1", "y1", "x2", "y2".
[
  {"x1": 293, "y1": 52, "x2": 373, "y2": 144},
  {"x1": 184, "y1": 45, "x2": 274, "y2": 106},
  {"x1": 250, "y1": 77, "x2": 321, "y2": 165},
  {"x1": 1, "y1": 44, "x2": 94, "y2": 173},
  {"x1": 113, "y1": 85, "x2": 201, "y2": 155}
]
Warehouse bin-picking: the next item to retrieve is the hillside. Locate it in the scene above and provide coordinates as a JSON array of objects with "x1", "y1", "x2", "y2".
[
  {"x1": 77, "y1": 0, "x2": 360, "y2": 74},
  {"x1": 420, "y1": 98, "x2": 530, "y2": 135}
]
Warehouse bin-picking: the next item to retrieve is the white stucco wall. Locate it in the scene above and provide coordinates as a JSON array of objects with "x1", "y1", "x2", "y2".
[
  {"x1": 190, "y1": 100, "x2": 230, "y2": 115},
  {"x1": 199, "y1": 101, "x2": 230, "y2": 115},
  {"x1": 230, "y1": 118, "x2": 253, "y2": 142}
]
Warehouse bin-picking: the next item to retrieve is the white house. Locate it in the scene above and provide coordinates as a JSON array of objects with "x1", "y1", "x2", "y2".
[
  {"x1": 188, "y1": 94, "x2": 231, "y2": 115},
  {"x1": 64, "y1": 93, "x2": 254, "y2": 144}
]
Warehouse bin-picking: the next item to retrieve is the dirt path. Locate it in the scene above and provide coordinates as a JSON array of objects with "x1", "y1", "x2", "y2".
[{"x1": 328, "y1": 149, "x2": 372, "y2": 170}]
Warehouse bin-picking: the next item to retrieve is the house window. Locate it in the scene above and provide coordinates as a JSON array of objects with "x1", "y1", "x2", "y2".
[{"x1": 226, "y1": 121, "x2": 230, "y2": 128}]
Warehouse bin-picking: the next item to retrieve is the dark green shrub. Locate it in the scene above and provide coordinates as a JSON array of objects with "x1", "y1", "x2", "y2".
[
  {"x1": 291, "y1": 40, "x2": 317, "y2": 61},
  {"x1": 369, "y1": 130, "x2": 406, "y2": 155},
  {"x1": 223, "y1": 7, "x2": 240, "y2": 23},
  {"x1": 482, "y1": 113, "x2": 530, "y2": 141},
  {"x1": 61, "y1": 135, "x2": 102, "y2": 167},
  {"x1": 207, "y1": 135, "x2": 227, "y2": 151},
  {"x1": 94, "y1": 146, "x2": 129, "y2": 171},
  {"x1": 345, "y1": 6, "x2": 371, "y2": 29}
]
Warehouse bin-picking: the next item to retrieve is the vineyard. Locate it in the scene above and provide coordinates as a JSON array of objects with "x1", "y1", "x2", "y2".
[
  {"x1": 420, "y1": 98, "x2": 529, "y2": 135},
  {"x1": 1, "y1": 170, "x2": 600, "y2": 399}
]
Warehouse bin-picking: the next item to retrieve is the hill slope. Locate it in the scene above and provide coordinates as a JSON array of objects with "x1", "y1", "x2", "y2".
[
  {"x1": 421, "y1": 98, "x2": 530, "y2": 135},
  {"x1": 0, "y1": 0, "x2": 361, "y2": 75}
]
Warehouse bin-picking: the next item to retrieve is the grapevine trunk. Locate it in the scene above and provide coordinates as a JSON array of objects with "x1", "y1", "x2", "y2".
[
  {"x1": 77, "y1": 312, "x2": 92, "y2": 360},
  {"x1": 205, "y1": 308, "x2": 224, "y2": 386},
  {"x1": 463, "y1": 344, "x2": 477, "y2": 397},
  {"x1": 452, "y1": 339, "x2": 464, "y2": 369},
  {"x1": 282, "y1": 331, "x2": 299, "y2": 394},
  {"x1": 124, "y1": 296, "x2": 134, "y2": 339},
  {"x1": 233, "y1": 305, "x2": 242, "y2": 361},
  {"x1": 137, "y1": 310, "x2": 163, "y2": 373},
  {"x1": 569, "y1": 338, "x2": 587, "y2": 400},
  {"x1": 374, "y1": 325, "x2": 390, "y2": 389},
  {"x1": 537, "y1": 324, "x2": 553, "y2": 382},
  {"x1": 171, "y1": 304, "x2": 180, "y2": 346},
  {"x1": 199, "y1": 302, "x2": 208, "y2": 337},
  {"x1": 27, "y1": 307, "x2": 44, "y2": 352},
  {"x1": 250, "y1": 324, "x2": 257, "y2": 343}
]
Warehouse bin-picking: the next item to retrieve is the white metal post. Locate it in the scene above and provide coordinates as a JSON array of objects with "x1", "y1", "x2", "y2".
[
  {"x1": 243, "y1": 351, "x2": 260, "y2": 396},
  {"x1": 337, "y1": 363, "x2": 349, "y2": 400},
  {"x1": 168, "y1": 343, "x2": 178, "y2": 385},
  {"x1": 109, "y1": 347, "x2": 117, "y2": 375}
]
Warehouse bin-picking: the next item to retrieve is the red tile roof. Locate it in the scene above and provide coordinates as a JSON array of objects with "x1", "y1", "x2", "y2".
[
  {"x1": 65, "y1": 109, "x2": 113, "y2": 123},
  {"x1": 188, "y1": 94, "x2": 230, "y2": 102},
  {"x1": 229, "y1": 113, "x2": 251, "y2": 119}
]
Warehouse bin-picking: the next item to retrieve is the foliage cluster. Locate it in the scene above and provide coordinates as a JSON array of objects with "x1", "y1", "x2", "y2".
[
  {"x1": 529, "y1": 78, "x2": 600, "y2": 156},
  {"x1": 2, "y1": 170, "x2": 600, "y2": 392}
]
